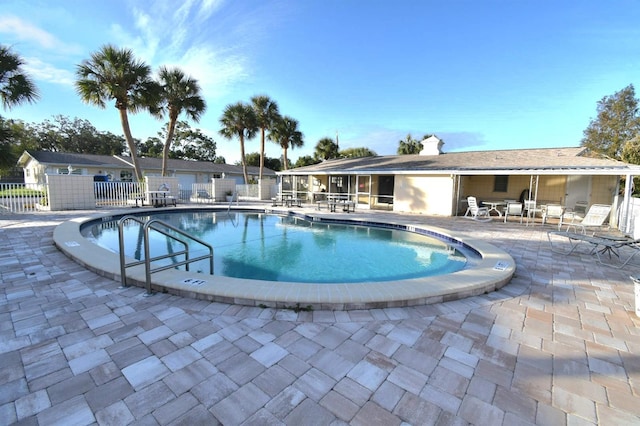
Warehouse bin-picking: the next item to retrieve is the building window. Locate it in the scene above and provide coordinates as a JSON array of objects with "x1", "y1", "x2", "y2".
[
  {"x1": 120, "y1": 170, "x2": 133, "y2": 182},
  {"x1": 494, "y1": 175, "x2": 508, "y2": 192},
  {"x1": 58, "y1": 167, "x2": 82, "y2": 175}
]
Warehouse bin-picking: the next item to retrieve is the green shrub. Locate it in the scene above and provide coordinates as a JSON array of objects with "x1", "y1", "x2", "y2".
[{"x1": 0, "y1": 188, "x2": 45, "y2": 198}]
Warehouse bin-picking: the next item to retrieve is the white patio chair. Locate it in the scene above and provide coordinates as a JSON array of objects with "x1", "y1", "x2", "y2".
[
  {"x1": 541, "y1": 204, "x2": 565, "y2": 228},
  {"x1": 465, "y1": 196, "x2": 491, "y2": 222},
  {"x1": 502, "y1": 202, "x2": 523, "y2": 223},
  {"x1": 523, "y1": 200, "x2": 543, "y2": 225}
]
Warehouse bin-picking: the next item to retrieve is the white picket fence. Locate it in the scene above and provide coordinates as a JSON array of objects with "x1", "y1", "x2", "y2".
[
  {"x1": 94, "y1": 181, "x2": 146, "y2": 207},
  {"x1": 0, "y1": 183, "x2": 48, "y2": 213}
]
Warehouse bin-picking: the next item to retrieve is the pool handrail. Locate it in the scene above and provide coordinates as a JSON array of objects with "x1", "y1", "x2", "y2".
[{"x1": 118, "y1": 215, "x2": 214, "y2": 295}]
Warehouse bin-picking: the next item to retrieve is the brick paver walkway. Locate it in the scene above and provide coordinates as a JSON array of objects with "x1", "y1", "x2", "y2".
[{"x1": 1, "y1": 209, "x2": 639, "y2": 425}]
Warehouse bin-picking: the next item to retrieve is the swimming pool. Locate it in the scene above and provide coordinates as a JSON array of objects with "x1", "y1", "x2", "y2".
[
  {"x1": 82, "y1": 211, "x2": 472, "y2": 283},
  {"x1": 54, "y1": 206, "x2": 516, "y2": 309}
]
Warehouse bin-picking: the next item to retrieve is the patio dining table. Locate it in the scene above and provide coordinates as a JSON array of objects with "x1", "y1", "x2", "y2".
[{"x1": 482, "y1": 201, "x2": 506, "y2": 216}]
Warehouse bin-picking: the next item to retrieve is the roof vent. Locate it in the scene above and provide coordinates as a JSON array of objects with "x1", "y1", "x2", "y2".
[{"x1": 419, "y1": 135, "x2": 444, "y2": 156}]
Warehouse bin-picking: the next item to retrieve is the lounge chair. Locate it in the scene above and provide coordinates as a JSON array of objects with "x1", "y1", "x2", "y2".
[
  {"x1": 547, "y1": 230, "x2": 640, "y2": 268},
  {"x1": 558, "y1": 204, "x2": 611, "y2": 234},
  {"x1": 502, "y1": 202, "x2": 523, "y2": 223},
  {"x1": 465, "y1": 196, "x2": 491, "y2": 222}
]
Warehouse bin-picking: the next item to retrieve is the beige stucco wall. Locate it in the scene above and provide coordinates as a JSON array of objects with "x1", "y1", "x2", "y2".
[
  {"x1": 460, "y1": 174, "x2": 618, "y2": 207},
  {"x1": 394, "y1": 175, "x2": 454, "y2": 216},
  {"x1": 591, "y1": 175, "x2": 618, "y2": 205}
]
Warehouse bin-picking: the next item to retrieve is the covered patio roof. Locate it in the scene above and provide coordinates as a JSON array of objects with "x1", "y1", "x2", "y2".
[{"x1": 278, "y1": 147, "x2": 640, "y2": 176}]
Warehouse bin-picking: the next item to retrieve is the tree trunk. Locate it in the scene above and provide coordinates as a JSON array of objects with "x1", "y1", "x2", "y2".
[
  {"x1": 118, "y1": 108, "x2": 143, "y2": 182},
  {"x1": 259, "y1": 127, "x2": 265, "y2": 181},
  {"x1": 283, "y1": 147, "x2": 288, "y2": 170},
  {"x1": 240, "y1": 135, "x2": 249, "y2": 184},
  {"x1": 162, "y1": 113, "x2": 178, "y2": 177}
]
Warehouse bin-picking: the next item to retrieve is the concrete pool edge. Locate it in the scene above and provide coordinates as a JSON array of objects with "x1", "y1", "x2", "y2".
[{"x1": 53, "y1": 206, "x2": 516, "y2": 310}]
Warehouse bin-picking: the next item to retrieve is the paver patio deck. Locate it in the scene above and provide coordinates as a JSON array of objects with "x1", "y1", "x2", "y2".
[{"x1": 1, "y1": 207, "x2": 639, "y2": 425}]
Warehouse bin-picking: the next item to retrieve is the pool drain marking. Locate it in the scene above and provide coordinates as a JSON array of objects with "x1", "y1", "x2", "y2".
[{"x1": 181, "y1": 278, "x2": 206, "y2": 286}]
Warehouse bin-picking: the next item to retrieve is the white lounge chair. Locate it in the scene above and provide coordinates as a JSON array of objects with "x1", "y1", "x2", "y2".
[
  {"x1": 465, "y1": 196, "x2": 491, "y2": 222},
  {"x1": 559, "y1": 204, "x2": 611, "y2": 234}
]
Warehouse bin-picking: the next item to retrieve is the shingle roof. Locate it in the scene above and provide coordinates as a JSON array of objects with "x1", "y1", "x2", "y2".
[
  {"x1": 280, "y1": 147, "x2": 640, "y2": 176},
  {"x1": 19, "y1": 151, "x2": 276, "y2": 176},
  {"x1": 120, "y1": 156, "x2": 274, "y2": 176},
  {"x1": 20, "y1": 151, "x2": 122, "y2": 168}
]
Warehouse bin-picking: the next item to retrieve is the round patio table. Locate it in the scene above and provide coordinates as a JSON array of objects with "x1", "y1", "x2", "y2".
[{"x1": 482, "y1": 201, "x2": 506, "y2": 216}]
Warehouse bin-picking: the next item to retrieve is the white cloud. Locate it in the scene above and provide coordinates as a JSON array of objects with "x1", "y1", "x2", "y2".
[
  {"x1": 176, "y1": 47, "x2": 248, "y2": 98},
  {"x1": 0, "y1": 15, "x2": 57, "y2": 48},
  {"x1": 0, "y1": 15, "x2": 81, "y2": 54},
  {"x1": 108, "y1": 0, "x2": 251, "y2": 99},
  {"x1": 22, "y1": 57, "x2": 75, "y2": 86},
  {"x1": 198, "y1": 0, "x2": 226, "y2": 20}
]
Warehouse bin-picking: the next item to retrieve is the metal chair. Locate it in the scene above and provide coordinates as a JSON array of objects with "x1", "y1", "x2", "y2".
[
  {"x1": 542, "y1": 204, "x2": 565, "y2": 228},
  {"x1": 502, "y1": 202, "x2": 523, "y2": 223}
]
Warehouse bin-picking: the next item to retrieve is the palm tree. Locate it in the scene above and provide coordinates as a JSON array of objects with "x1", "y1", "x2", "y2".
[
  {"x1": 75, "y1": 44, "x2": 159, "y2": 182},
  {"x1": 219, "y1": 102, "x2": 257, "y2": 184},
  {"x1": 154, "y1": 66, "x2": 206, "y2": 176},
  {"x1": 397, "y1": 134, "x2": 423, "y2": 155},
  {"x1": 0, "y1": 45, "x2": 39, "y2": 110},
  {"x1": 268, "y1": 115, "x2": 303, "y2": 170},
  {"x1": 251, "y1": 95, "x2": 280, "y2": 180},
  {"x1": 314, "y1": 137, "x2": 339, "y2": 161}
]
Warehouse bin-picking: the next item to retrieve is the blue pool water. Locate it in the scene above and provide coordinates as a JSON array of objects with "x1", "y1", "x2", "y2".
[{"x1": 83, "y1": 211, "x2": 471, "y2": 283}]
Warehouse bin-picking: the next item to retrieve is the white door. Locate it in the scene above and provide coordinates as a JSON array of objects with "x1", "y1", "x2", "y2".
[{"x1": 565, "y1": 175, "x2": 591, "y2": 210}]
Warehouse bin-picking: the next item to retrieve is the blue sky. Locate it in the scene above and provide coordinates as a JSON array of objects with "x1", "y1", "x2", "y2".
[{"x1": 2, "y1": 0, "x2": 639, "y2": 164}]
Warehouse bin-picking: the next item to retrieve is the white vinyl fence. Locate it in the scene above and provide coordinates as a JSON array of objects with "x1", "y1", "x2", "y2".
[
  {"x1": 0, "y1": 183, "x2": 48, "y2": 213},
  {"x1": 236, "y1": 184, "x2": 259, "y2": 199},
  {"x1": 618, "y1": 196, "x2": 640, "y2": 238},
  {"x1": 190, "y1": 183, "x2": 215, "y2": 203},
  {"x1": 94, "y1": 181, "x2": 146, "y2": 207}
]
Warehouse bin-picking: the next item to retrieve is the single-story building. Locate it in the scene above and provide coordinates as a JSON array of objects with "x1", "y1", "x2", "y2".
[
  {"x1": 277, "y1": 136, "x2": 640, "y2": 226},
  {"x1": 17, "y1": 151, "x2": 276, "y2": 188}
]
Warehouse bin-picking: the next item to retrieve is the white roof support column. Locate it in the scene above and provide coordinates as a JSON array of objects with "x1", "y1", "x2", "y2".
[
  {"x1": 528, "y1": 175, "x2": 539, "y2": 202},
  {"x1": 622, "y1": 173, "x2": 633, "y2": 234}
]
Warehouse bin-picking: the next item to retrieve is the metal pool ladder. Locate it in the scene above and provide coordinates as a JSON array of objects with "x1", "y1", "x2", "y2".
[{"x1": 117, "y1": 215, "x2": 214, "y2": 295}]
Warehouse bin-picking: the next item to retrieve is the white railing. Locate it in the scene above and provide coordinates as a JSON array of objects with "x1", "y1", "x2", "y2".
[
  {"x1": 236, "y1": 184, "x2": 259, "y2": 199},
  {"x1": 190, "y1": 183, "x2": 215, "y2": 203},
  {"x1": 0, "y1": 183, "x2": 48, "y2": 213},
  {"x1": 618, "y1": 196, "x2": 640, "y2": 237},
  {"x1": 94, "y1": 181, "x2": 146, "y2": 207}
]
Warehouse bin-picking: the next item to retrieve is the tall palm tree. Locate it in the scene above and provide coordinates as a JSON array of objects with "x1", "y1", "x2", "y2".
[
  {"x1": 268, "y1": 115, "x2": 303, "y2": 170},
  {"x1": 314, "y1": 137, "x2": 339, "y2": 161},
  {"x1": 0, "y1": 45, "x2": 39, "y2": 110},
  {"x1": 251, "y1": 95, "x2": 280, "y2": 180},
  {"x1": 219, "y1": 102, "x2": 257, "y2": 184},
  {"x1": 154, "y1": 66, "x2": 206, "y2": 176},
  {"x1": 75, "y1": 44, "x2": 159, "y2": 182}
]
